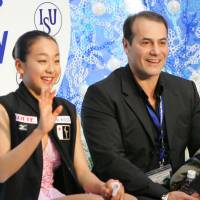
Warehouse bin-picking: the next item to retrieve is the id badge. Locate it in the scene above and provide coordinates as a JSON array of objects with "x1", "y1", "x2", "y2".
[{"x1": 146, "y1": 164, "x2": 172, "y2": 185}]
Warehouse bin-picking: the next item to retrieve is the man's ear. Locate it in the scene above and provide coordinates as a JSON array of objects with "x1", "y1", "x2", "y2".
[
  {"x1": 122, "y1": 38, "x2": 129, "y2": 54},
  {"x1": 15, "y1": 59, "x2": 25, "y2": 79}
]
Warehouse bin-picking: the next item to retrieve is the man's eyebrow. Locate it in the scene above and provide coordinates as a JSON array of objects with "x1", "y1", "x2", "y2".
[
  {"x1": 142, "y1": 37, "x2": 167, "y2": 40},
  {"x1": 160, "y1": 38, "x2": 167, "y2": 40}
]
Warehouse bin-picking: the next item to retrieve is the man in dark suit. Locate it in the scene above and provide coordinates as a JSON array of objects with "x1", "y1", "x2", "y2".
[{"x1": 81, "y1": 11, "x2": 200, "y2": 200}]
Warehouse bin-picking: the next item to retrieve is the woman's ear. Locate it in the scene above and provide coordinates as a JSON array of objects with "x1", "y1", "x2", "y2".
[{"x1": 15, "y1": 59, "x2": 25, "y2": 79}]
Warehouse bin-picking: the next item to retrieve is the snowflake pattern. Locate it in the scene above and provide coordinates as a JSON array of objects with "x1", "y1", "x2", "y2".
[
  {"x1": 58, "y1": 0, "x2": 200, "y2": 109},
  {"x1": 144, "y1": 0, "x2": 200, "y2": 92}
]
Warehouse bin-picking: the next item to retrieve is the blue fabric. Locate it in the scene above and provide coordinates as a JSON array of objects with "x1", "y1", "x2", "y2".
[
  {"x1": 144, "y1": 0, "x2": 200, "y2": 79},
  {"x1": 57, "y1": 0, "x2": 200, "y2": 113}
]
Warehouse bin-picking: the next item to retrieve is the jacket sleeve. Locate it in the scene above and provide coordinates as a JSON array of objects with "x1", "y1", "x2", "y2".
[
  {"x1": 81, "y1": 84, "x2": 168, "y2": 198},
  {"x1": 188, "y1": 81, "x2": 200, "y2": 156}
]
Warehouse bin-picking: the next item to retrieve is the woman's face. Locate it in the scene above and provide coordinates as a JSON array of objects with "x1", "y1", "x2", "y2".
[{"x1": 19, "y1": 37, "x2": 61, "y2": 97}]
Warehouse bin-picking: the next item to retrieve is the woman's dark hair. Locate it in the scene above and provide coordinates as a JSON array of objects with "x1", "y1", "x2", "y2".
[
  {"x1": 123, "y1": 11, "x2": 168, "y2": 45},
  {"x1": 12, "y1": 30, "x2": 57, "y2": 62}
]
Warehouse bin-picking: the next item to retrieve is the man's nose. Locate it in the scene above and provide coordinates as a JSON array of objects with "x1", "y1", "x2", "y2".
[{"x1": 150, "y1": 44, "x2": 161, "y2": 55}]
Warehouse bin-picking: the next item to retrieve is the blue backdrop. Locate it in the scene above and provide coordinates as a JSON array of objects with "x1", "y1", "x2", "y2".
[{"x1": 57, "y1": 0, "x2": 200, "y2": 113}]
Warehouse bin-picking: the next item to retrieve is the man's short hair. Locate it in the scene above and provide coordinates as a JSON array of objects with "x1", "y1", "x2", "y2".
[{"x1": 123, "y1": 11, "x2": 168, "y2": 44}]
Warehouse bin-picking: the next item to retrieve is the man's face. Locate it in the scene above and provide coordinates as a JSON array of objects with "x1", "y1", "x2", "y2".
[{"x1": 123, "y1": 17, "x2": 168, "y2": 79}]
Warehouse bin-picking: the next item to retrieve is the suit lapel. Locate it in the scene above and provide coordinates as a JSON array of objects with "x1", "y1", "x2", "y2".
[{"x1": 121, "y1": 67, "x2": 156, "y2": 145}]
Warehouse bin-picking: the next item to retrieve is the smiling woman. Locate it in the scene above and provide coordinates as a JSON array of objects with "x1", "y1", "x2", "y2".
[
  {"x1": 13, "y1": 32, "x2": 61, "y2": 97},
  {"x1": 0, "y1": 30, "x2": 136, "y2": 200}
]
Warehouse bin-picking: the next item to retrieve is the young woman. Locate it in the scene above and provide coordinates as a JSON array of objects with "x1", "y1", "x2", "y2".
[{"x1": 0, "y1": 30, "x2": 136, "y2": 200}]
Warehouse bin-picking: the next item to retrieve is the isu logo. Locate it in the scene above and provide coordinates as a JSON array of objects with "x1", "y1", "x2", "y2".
[{"x1": 34, "y1": 2, "x2": 62, "y2": 36}]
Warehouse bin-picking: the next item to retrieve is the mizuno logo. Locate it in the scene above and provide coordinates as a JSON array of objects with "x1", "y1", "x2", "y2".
[{"x1": 18, "y1": 124, "x2": 28, "y2": 131}]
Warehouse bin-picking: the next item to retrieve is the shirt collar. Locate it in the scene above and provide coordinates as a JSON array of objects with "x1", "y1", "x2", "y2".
[{"x1": 131, "y1": 72, "x2": 164, "y2": 101}]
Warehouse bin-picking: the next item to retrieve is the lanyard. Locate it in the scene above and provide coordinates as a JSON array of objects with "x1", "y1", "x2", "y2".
[{"x1": 146, "y1": 96, "x2": 166, "y2": 166}]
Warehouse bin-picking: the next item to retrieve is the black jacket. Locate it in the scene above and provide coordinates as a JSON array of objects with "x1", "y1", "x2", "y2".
[
  {"x1": 0, "y1": 82, "x2": 83, "y2": 200},
  {"x1": 81, "y1": 66, "x2": 200, "y2": 199}
]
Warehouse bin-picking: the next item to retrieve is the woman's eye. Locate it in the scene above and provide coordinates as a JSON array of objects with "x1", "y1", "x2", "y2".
[{"x1": 38, "y1": 60, "x2": 47, "y2": 63}]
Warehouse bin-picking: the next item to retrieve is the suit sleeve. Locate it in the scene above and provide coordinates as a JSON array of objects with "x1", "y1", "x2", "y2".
[
  {"x1": 81, "y1": 84, "x2": 168, "y2": 198},
  {"x1": 188, "y1": 81, "x2": 200, "y2": 156}
]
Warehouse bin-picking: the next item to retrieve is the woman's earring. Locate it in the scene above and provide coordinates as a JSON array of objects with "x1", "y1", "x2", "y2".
[
  {"x1": 54, "y1": 73, "x2": 61, "y2": 85},
  {"x1": 16, "y1": 72, "x2": 22, "y2": 85}
]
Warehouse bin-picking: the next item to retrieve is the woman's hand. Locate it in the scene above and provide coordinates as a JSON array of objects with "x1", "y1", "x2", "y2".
[
  {"x1": 101, "y1": 179, "x2": 124, "y2": 200},
  {"x1": 37, "y1": 88, "x2": 63, "y2": 134}
]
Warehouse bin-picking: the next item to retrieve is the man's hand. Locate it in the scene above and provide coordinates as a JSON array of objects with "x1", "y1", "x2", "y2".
[
  {"x1": 168, "y1": 191, "x2": 200, "y2": 200},
  {"x1": 191, "y1": 192, "x2": 200, "y2": 200}
]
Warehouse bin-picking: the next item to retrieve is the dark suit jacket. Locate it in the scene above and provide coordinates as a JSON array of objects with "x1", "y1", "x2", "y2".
[{"x1": 81, "y1": 66, "x2": 200, "y2": 199}]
